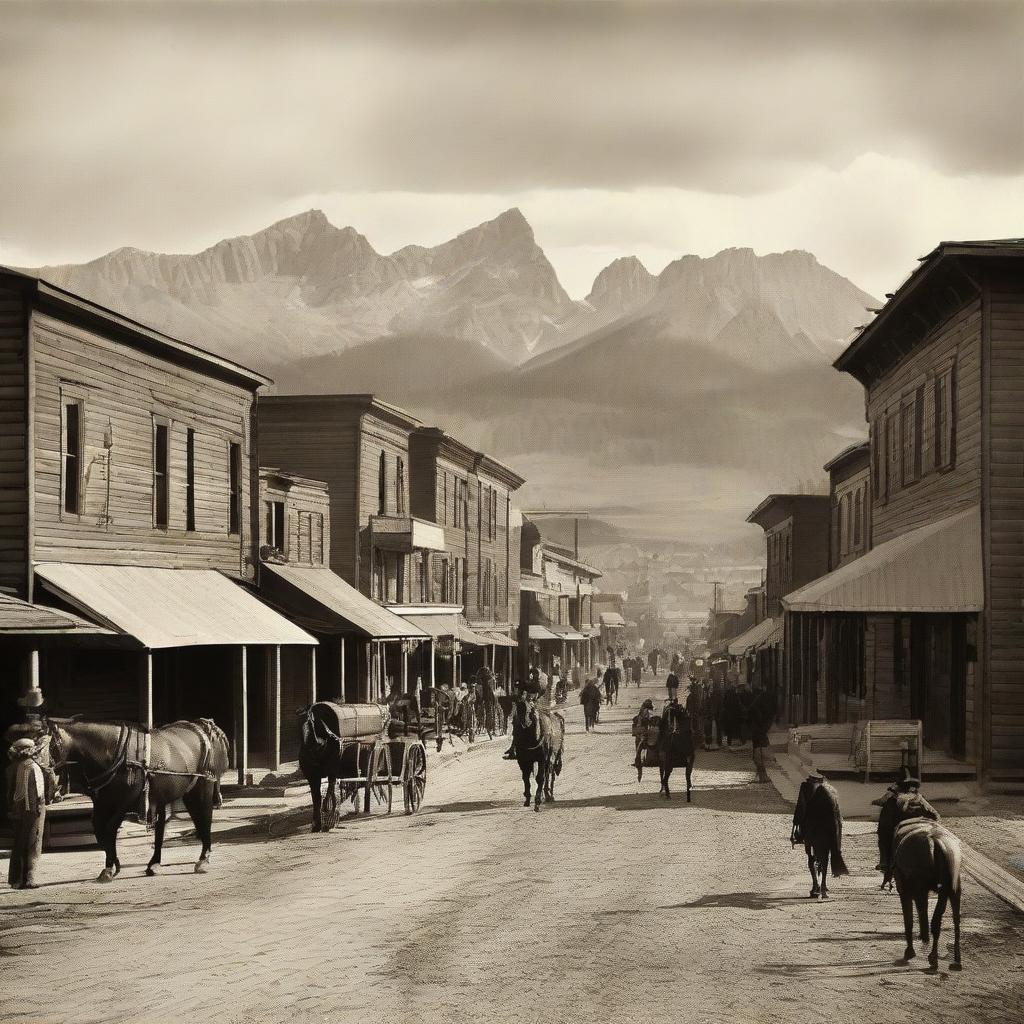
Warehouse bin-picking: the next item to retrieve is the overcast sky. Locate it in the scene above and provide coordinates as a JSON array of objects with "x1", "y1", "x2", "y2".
[{"x1": 2, "y1": 1, "x2": 1022, "y2": 298}]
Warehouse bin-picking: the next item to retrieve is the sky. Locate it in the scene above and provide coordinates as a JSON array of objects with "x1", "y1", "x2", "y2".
[{"x1": 2, "y1": 1, "x2": 1023, "y2": 299}]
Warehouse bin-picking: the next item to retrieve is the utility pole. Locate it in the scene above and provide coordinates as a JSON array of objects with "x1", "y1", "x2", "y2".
[{"x1": 708, "y1": 580, "x2": 723, "y2": 650}]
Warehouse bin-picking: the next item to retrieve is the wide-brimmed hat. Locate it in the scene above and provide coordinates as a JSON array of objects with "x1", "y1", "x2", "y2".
[
  {"x1": 9, "y1": 737, "x2": 36, "y2": 756},
  {"x1": 897, "y1": 777, "x2": 922, "y2": 791},
  {"x1": 17, "y1": 689, "x2": 44, "y2": 709}
]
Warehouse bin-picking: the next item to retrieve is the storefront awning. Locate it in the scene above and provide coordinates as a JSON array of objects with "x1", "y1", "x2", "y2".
[
  {"x1": 0, "y1": 592, "x2": 115, "y2": 636},
  {"x1": 728, "y1": 617, "x2": 780, "y2": 656},
  {"x1": 549, "y1": 626, "x2": 588, "y2": 641},
  {"x1": 34, "y1": 564, "x2": 316, "y2": 649},
  {"x1": 395, "y1": 611, "x2": 460, "y2": 640},
  {"x1": 528, "y1": 625, "x2": 561, "y2": 641},
  {"x1": 482, "y1": 630, "x2": 518, "y2": 648},
  {"x1": 261, "y1": 564, "x2": 427, "y2": 639},
  {"x1": 782, "y1": 506, "x2": 983, "y2": 613},
  {"x1": 599, "y1": 612, "x2": 625, "y2": 627},
  {"x1": 458, "y1": 623, "x2": 502, "y2": 648}
]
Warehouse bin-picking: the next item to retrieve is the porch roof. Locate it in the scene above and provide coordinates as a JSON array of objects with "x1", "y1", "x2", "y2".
[
  {"x1": 728, "y1": 616, "x2": 781, "y2": 656},
  {"x1": 0, "y1": 592, "x2": 116, "y2": 636},
  {"x1": 599, "y1": 612, "x2": 625, "y2": 627},
  {"x1": 482, "y1": 630, "x2": 518, "y2": 648},
  {"x1": 782, "y1": 506, "x2": 983, "y2": 613},
  {"x1": 527, "y1": 624, "x2": 562, "y2": 641},
  {"x1": 394, "y1": 610, "x2": 494, "y2": 648},
  {"x1": 261, "y1": 563, "x2": 427, "y2": 640},
  {"x1": 34, "y1": 563, "x2": 317, "y2": 649}
]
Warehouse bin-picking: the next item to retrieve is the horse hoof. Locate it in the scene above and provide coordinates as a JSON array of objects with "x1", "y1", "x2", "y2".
[
  {"x1": 534, "y1": 804, "x2": 540, "y2": 813},
  {"x1": 950, "y1": 961, "x2": 962, "y2": 972},
  {"x1": 903, "y1": 948, "x2": 916, "y2": 962},
  {"x1": 523, "y1": 800, "x2": 531, "y2": 808},
  {"x1": 96, "y1": 870, "x2": 115, "y2": 884},
  {"x1": 194, "y1": 862, "x2": 208, "y2": 874},
  {"x1": 145, "y1": 866, "x2": 156, "y2": 877}
]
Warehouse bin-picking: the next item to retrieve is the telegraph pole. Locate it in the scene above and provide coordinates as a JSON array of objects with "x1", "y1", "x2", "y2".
[{"x1": 708, "y1": 580, "x2": 723, "y2": 650}]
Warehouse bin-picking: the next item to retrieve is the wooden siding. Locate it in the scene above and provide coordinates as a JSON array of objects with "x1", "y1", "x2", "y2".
[
  {"x1": 869, "y1": 299, "x2": 983, "y2": 547},
  {"x1": 256, "y1": 402, "x2": 359, "y2": 585},
  {"x1": 30, "y1": 312, "x2": 253, "y2": 579},
  {"x1": 258, "y1": 474, "x2": 331, "y2": 567},
  {"x1": 985, "y1": 277, "x2": 1024, "y2": 776},
  {"x1": 0, "y1": 287, "x2": 27, "y2": 596},
  {"x1": 830, "y1": 467, "x2": 871, "y2": 570}
]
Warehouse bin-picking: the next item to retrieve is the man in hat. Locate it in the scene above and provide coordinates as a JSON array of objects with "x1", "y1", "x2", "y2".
[
  {"x1": 6, "y1": 737, "x2": 46, "y2": 889},
  {"x1": 502, "y1": 669, "x2": 545, "y2": 759},
  {"x1": 873, "y1": 775, "x2": 940, "y2": 884}
]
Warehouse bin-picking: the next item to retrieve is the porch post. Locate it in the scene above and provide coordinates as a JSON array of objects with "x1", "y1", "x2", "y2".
[
  {"x1": 140, "y1": 649, "x2": 154, "y2": 729},
  {"x1": 429, "y1": 639, "x2": 436, "y2": 688},
  {"x1": 271, "y1": 645, "x2": 281, "y2": 771},
  {"x1": 28, "y1": 649, "x2": 40, "y2": 694},
  {"x1": 236, "y1": 645, "x2": 249, "y2": 786},
  {"x1": 400, "y1": 641, "x2": 409, "y2": 694},
  {"x1": 339, "y1": 636, "x2": 346, "y2": 703},
  {"x1": 310, "y1": 645, "x2": 317, "y2": 704}
]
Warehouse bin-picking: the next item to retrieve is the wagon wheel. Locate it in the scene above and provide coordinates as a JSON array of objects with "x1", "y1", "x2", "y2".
[
  {"x1": 364, "y1": 742, "x2": 393, "y2": 815},
  {"x1": 321, "y1": 779, "x2": 339, "y2": 832},
  {"x1": 403, "y1": 743, "x2": 427, "y2": 815}
]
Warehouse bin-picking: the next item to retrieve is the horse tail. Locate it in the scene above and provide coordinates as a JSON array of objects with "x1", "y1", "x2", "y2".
[
  {"x1": 934, "y1": 829, "x2": 962, "y2": 895},
  {"x1": 830, "y1": 848, "x2": 850, "y2": 877},
  {"x1": 553, "y1": 745, "x2": 563, "y2": 777}
]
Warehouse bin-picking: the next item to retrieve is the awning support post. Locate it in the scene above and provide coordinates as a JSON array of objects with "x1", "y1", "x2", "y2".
[
  {"x1": 141, "y1": 650, "x2": 153, "y2": 730},
  {"x1": 401, "y1": 642, "x2": 409, "y2": 694},
  {"x1": 28, "y1": 649, "x2": 40, "y2": 695},
  {"x1": 310, "y1": 645, "x2": 317, "y2": 705},
  {"x1": 339, "y1": 636, "x2": 346, "y2": 703},
  {"x1": 236, "y1": 645, "x2": 249, "y2": 786},
  {"x1": 271, "y1": 645, "x2": 281, "y2": 772},
  {"x1": 429, "y1": 640, "x2": 436, "y2": 689}
]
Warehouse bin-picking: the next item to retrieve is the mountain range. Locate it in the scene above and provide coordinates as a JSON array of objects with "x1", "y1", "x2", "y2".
[{"x1": 36, "y1": 208, "x2": 876, "y2": 547}]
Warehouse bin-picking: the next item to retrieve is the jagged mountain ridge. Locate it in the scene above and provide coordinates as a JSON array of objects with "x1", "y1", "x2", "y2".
[{"x1": 39, "y1": 207, "x2": 581, "y2": 367}]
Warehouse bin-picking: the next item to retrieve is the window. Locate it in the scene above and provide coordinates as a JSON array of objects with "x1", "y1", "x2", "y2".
[
  {"x1": 440, "y1": 557, "x2": 451, "y2": 603},
  {"x1": 886, "y1": 409, "x2": 900, "y2": 497},
  {"x1": 185, "y1": 428, "x2": 196, "y2": 532},
  {"x1": 853, "y1": 488, "x2": 863, "y2": 548},
  {"x1": 839, "y1": 494, "x2": 850, "y2": 555},
  {"x1": 872, "y1": 416, "x2": 886, "y2": 504},
  {"x1": 396, "y1": 553, "x2": 406, "y2": 604},
  {"x1": 311, "y1": 513, "x2": 324, "y2": 564},
  {"x1": 228, "y1": 442, "x2": 242, "y2": 535},
  {"x1": 266, "y1": 500, "x2": 286, "y2": 551},
  {"x1": 441, "y1": 472, "x2": 448, "y2": 524},
  {"x1": 153, "y1": 417, "x2": 169, "y2": 529},
  {"x1": 378, "y1": 451, "x2": 387, "y2": 515},
  {"x1": 901, "y1": 399, "x2": 917, "y2": 487},
  {"x1": 454, "y1": 479, "x2": 462, "y2": 528},
  {"x1": 914, "y1": 386, "x2": 924, "y2": 481},
  {"x1": 396, "y1": 457, "x2": 406, "y2": 516},
  {"x1": 62, "y1": 399, "x2": 83, "y2": 515},
  {"x1": 935, "y1": 364, "x2": 955, "y2": 470}
]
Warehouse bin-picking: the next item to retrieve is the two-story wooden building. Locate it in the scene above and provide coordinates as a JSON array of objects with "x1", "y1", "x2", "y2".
[
  {"x1": 783, "y1": 240, "x2": 1024, "y2": 788},
  {"x1": 517, "y1": 518, "x2": 601, "y2": 680},
  {"x1": 746, "y1": 494, "x2": 830, "y2": 722},
  {"x1": 825, "y1": 442, "x2": 871, "y2": 571},
  {"x1": 0, "y1": 268, "x2": 314, "y2": 781}
]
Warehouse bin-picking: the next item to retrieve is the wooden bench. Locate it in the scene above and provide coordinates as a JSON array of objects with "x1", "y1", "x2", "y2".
[{"x1": 852, "y1": 719, "x2": 922, "y2": 783}]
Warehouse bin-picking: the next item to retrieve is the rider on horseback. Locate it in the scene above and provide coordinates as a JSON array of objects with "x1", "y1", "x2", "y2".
[{"x1": 502, "y1": 669, "x2": 545, "y2": 760}]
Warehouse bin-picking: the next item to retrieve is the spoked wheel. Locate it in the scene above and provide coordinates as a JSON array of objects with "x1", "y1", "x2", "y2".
[
  {"x1": 403, "y1": 743, "x2": 427, "y2": 815},
  {"x1": 365, "y1": 742, "x2": 393, "y2": 815},
  {"x1": 321, "y1": 780, "x2": 340, "y2": 832}
]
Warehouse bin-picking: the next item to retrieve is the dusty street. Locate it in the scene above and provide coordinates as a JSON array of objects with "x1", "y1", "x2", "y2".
[{"x1": 2, "y1": 679, "x2": 1023, "y2": 1024}]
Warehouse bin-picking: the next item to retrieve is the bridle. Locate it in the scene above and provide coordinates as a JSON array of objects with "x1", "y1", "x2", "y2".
[{"x1": 45, "y1": 717, "x2": 130, "y2": 796}]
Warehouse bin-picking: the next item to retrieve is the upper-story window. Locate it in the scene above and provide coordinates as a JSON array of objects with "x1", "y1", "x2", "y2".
[
  {"x1": 935, "y1": 363, "x2": 955, "y2": 471},
  {"x1": 871, "y1": 417, "x2": 886, "y2": 503},
  {"x1": 185, "y1": 428, "x2": 196, "y2": 532},
  {"x1": 454, "y1": 479, "x2": 463, "y2": 528},
  {"x1": 396, "y1": 457, "x2": 406, "y2": 516},
  {"x1": 441, "y1": 472, "x2": 448, "y2": 525},
  {"x1": 853, "y1": 488, "x2": 863, "y2": 548},
  {"x1": 228, "y1": 442, "x2": 242, "y2": 535},
  {"x1": 378, "y1": 451, "x2": 387, "y2": 515},
  {"x1": 311, "y1": 512, "x2": 324, "y2": 565},
  {"x1": 839, "y1": 493, "x2": 850, "y2": 555},
  {"x1": 153, "y1": 416, "x2": 170, "y2": 529},
  {"x1": 266, "y1": 500, "x2": 285, "y2": 552},
  {"x1": 62, "y1": 397, "x2": 84, "y2": 516}
]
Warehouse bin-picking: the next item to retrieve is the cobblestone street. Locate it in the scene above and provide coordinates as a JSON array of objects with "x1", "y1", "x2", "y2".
[{"x1": 3, "y1": 679, "x2": 1024, "y2": 1024}]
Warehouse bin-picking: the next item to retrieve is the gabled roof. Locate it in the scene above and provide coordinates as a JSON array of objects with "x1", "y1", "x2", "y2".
[
  {"x1": 0, "y1": 267, "x2": 271, "y2": 391},
  {"x1": 259, "y1": 393, "x2": 421, "y2": 432},
  {"x1": 823, "y1": 440, "x2": 870, "y2": 475},
  {"x1": 746, "y1": 494, "x2": 829, "y2": 530}
]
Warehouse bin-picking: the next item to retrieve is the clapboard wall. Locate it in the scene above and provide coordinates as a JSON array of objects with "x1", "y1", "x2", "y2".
[
  {"x1": 984, "y1": 273, "x2": 1024, "y2": 779},
  {"x1": 29, "y1": 311, "x2": 254, "y2": 579},
  {"x1": 0, "y1": 286, "x2": 27, "y2": 596}
]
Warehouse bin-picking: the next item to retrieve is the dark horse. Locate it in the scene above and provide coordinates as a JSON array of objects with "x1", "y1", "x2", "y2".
[
  {"x1": 876, "y1": 788, "x2": 962, "y2": 969},
  {"x1": 657, "y1": 700, "x2": 695, "y2": 801},
  {"x1": 791, "y1": 775, "x2": 849, "y2": 899},
  {"x1": 511, "y1": 695, "x2": 564, "y2": 812},
  {"x1": 46, "y1": 716, "x2": 229, "y2": 882}
]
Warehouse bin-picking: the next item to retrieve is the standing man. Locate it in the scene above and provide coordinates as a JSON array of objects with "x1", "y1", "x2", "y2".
[{"x1": 6, "y1": 737, "x2": 46, "y2": 889}]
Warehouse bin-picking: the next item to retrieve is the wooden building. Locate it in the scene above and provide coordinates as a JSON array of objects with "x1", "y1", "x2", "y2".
[
  {"x1": 517, "y1": 518, "x2": 601, "y2": 680},
  {"x1": 825, "y1": 442, "x2": 871, "y2": 571},
  {"x1": 0, "y1": 268, "x2": 314, "y2": 782},
  {"x1": 781, "y1": 240, "x2": 1024, "y2": 787},
  {"x1": 255, "y1": 397, "x2": 524, "y2": 696}
]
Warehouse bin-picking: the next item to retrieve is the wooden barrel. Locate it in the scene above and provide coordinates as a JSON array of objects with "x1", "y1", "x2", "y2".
[{"x1": 315, "y1": 702, "x2": 387, "y2": 741}]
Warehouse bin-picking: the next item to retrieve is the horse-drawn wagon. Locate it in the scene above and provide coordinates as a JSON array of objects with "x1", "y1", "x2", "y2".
[{"x1": 298, "y1": 702, "x2": 427, "y2": 832}]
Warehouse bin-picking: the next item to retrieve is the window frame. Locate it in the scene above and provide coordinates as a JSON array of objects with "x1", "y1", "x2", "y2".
[
  {"x1": 152, "y1": 414, "x2": 171, "y2": 530},
  {"x1": 396, "y1": 457, "x2": 406, "y2": 517},
  {"x1": 378, "y1": 451, "x2": 387, "y2": 515},
  {"x1": 934, "y1": 360, "x2": 956, "y2": 472},
  {"x1": 60, "y1": 390, "x2": 86, "y2": 519},
  {"x1": 228, "y1": 440, "x2": 242, "y2": 536},
  {"x1": 185, "y1": 427, "x2": 196, "y2": 532}
]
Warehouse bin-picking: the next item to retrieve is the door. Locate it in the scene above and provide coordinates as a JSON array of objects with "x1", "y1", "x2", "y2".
[{"x1": 949, "y1": 617, "x2": 967, "y2": 759}]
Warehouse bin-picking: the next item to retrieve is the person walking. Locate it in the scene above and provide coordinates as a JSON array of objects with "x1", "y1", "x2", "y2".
[
  {"x1": 6, "y1": 737, "x2": 46, "y2": 889},
  {"x1": 580, "y1": 677, "x2": 603, "y2": 731},
  {"x1": 749, "y1": 692, "x2": 772, "y2": 783},
  {"x1": 665, "y1": 672, "x2": 680, "y2": 703}
]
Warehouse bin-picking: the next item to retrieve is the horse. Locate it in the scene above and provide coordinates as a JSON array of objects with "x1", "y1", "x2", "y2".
[
  {"x1": 658, "y1": 701, "x2": 695, "y2": 801},
  {"x1": 603, "y1": 666, "x2": 620, "y2": 706},
  {"x1": 45, "y1": 716, "x2": 229, "y2": 882},
  {"x1": 510, "y1": 694, "x2": 564, "y2": 812},
  {"x1": 791, "y1": 775, "x2": 849, "y2": 899},
  {"x1": 874, "y1": 787, "x2": 961, "y2": 969}
]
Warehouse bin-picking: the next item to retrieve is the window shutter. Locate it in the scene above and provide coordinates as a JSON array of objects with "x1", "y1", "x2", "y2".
[{"x1": 921, "y1": 377, "x2": 935, "y2": 474}]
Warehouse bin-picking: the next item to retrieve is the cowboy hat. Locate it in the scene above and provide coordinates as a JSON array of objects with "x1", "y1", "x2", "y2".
[{"x1": 17, "y1": 689, "x2": 44, "y2": 709}]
